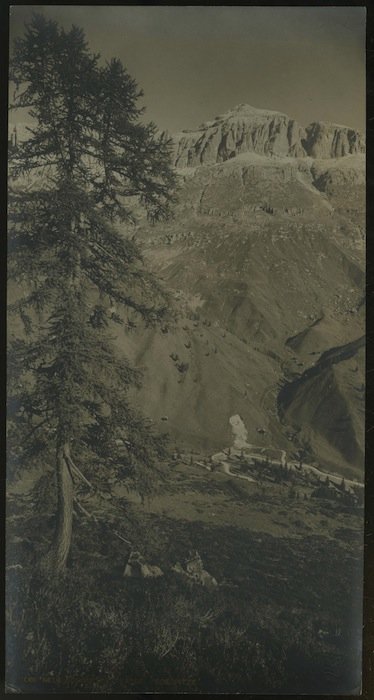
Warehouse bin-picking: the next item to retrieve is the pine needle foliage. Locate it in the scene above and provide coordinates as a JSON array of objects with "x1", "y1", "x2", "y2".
[{"x1": 8, "y1": 13, "x2": 177, "y2": 565}]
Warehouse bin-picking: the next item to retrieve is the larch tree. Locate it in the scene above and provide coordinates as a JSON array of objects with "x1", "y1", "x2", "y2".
[{"x1": 7, "y1": 13, "x2": 177, "y2": 574}]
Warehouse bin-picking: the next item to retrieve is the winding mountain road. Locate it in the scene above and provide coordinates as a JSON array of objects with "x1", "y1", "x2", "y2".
[{"x1": 194, "y1": 415, "x2": 364, "y2": 491}]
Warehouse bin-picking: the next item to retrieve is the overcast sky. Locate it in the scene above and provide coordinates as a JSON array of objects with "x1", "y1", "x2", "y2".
[{"x1": 9, "y1": 5, "x2": 366, "y2": 135}]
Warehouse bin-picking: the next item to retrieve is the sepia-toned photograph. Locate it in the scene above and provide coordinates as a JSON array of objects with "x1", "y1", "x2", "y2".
[{"x1": 6, "y1": 5, "x2": 366, "y2": 693}]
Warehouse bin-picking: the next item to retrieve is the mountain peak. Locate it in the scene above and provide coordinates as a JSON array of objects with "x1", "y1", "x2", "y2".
[
  {"x1": 199, "y1": 103, "x2": 288, "y2": 130},
  {"x1": 218, "y1": 103, "x2": 287, "y2": 119},
  {"x1": 172, "y1": 105, "x2": 365, "y2": 168}
]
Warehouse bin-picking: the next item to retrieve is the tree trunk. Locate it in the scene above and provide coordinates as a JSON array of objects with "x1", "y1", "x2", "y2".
[
  {"x1": 39, "y1": 217, "x2": 80, "y2": 575},
  {"x1": 41, "y1": 443, "x2": 74, "y2": 575}
]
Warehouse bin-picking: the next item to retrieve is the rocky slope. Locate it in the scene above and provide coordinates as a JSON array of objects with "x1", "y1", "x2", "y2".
[
  {"x1": 169, "y1": 104, "x2": 365, "y2": 167},
  {"x1": 124, "y1": 106, "x2": 365, "y2": 479}
]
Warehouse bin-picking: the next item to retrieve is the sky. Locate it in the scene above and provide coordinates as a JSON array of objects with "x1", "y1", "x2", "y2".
[{"x1": 9, "y1": 5, "x2": 366, "y2": 136}]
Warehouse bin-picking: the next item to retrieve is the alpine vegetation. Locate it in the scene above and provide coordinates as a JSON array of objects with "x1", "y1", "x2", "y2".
[{"x1": 8, "y1": 13, "x2": 177, "y2": 574}]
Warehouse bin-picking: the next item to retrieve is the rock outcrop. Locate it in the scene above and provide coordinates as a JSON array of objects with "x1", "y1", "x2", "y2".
[
  {"x1": 172, "y1": 551, "x2": 218, "y2": 588},
  {"x1": 169, "y1": 104, "x2": 364, "y2": 167},
  {"x1": 124, "y1": 551, "x2": 163, "y2": 578},
  {"x1": 172, "y1": 104, "x2": 307, "y2": 167},
  {"x1": 303, "y1": 122, "x2": 365, "y2": 159}
]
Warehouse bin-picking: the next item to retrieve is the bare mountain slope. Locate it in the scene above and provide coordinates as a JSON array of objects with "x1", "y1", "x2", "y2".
[{"x1": 127, "y1": 108, "x2": 365, "y2": 478}]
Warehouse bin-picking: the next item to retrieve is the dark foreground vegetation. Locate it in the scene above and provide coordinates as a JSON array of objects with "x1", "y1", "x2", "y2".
[{"x1": 6, "y1": 481, "x2": 363, "y2": 694}]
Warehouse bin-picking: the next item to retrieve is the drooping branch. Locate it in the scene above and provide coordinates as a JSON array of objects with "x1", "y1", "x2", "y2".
[{"x1": 66, "y1": 454, "x2": 94, "y2": 490}]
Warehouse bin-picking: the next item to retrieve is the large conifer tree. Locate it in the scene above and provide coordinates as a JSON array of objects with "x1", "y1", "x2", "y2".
[{"x1": 8, "y1": 13, "x2": 176, "y2": 573}]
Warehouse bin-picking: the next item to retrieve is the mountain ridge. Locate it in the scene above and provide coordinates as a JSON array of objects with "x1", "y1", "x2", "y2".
[{"x1": 165, "y1": 103, "x2": 365, "y2": 167}]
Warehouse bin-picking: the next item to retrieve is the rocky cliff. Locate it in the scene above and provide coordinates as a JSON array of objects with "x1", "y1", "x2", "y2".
[
  {"x1": 304, "y1": 121, "x2": 365, "y2": 159},
  {"x1": 169, "y1": 104, "x2": 365, "y2": 167}
]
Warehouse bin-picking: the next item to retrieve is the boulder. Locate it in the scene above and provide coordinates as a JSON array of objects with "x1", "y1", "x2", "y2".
[
  {"x1": 124, "y1": 551, "x2": 163, "y2": 578},
  {"x1": 173, "y1": 550, "x2": 218, "y2": 588}
]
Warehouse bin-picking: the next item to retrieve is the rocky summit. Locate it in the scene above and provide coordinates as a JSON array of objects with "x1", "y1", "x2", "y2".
[
  {"x1": 123, "y1": 105, "x2": 365, "y2": 480},
  {"x1": 168, "y1": 104, "x2": 365, "y2": 167}
]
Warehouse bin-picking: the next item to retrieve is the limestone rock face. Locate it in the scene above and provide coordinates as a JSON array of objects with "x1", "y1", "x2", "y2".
[
  {"x1": 172, "y1": 104, "x2": 307, "y2": 167},
  {"x1": 303, "y1": 122, "x2": 365, "y2": 159},
  {"x1": 169, "y1": 104, "x2": 365, "y2": 167}
]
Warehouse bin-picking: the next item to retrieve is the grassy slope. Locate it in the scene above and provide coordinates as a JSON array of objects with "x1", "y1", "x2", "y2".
[{"x1": 6, "y1": 456, "x2": 364, "y2": 693}]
